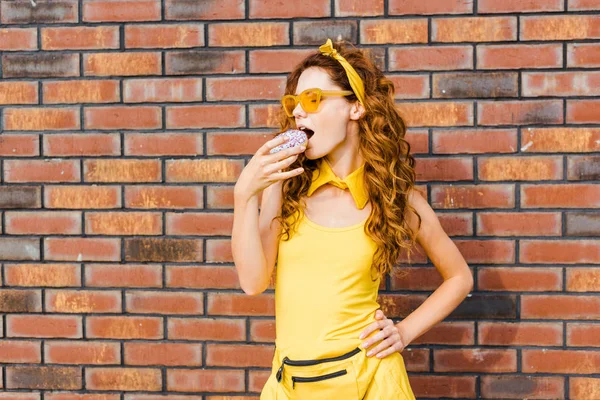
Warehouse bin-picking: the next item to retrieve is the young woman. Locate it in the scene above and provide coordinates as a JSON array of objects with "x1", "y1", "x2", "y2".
[{"x1": 232, "y1": 39, "x2": 473, "y2": 399}]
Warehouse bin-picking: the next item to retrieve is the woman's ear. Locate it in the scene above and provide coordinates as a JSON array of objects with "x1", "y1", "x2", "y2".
[{"x1": 350, "y1": 102, "x2": 365, "y2": 120}]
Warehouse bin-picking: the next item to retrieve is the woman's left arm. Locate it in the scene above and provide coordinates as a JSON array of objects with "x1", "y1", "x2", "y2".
[{"x1": 360, "y1": 190, "x2": 474, "y2": 358}]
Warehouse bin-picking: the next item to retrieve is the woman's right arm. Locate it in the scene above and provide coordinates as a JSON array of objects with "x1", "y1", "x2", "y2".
[{"x1": 232, "y1": 136, "x2": 305, "y2": 295}]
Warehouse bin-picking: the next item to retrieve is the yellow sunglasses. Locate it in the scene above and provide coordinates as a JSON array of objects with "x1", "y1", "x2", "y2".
[{"x1": 281, "y1": 88, "x2": 354, "y2": 117}]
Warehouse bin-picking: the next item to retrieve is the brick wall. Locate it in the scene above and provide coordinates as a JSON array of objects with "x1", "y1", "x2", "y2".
[{"x1": 0, "y1": 0, "x2": 599, "y2": 398}]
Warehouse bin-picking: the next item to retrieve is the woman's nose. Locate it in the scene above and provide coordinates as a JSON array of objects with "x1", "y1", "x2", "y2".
[{"x1": 292, "y1": 101, "x2": 307, "y2": 118}]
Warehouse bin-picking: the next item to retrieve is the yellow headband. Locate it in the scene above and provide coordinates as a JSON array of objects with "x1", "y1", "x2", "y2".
[{"x1": 319, "y1": 38, "x2": 365, "y2": 106}]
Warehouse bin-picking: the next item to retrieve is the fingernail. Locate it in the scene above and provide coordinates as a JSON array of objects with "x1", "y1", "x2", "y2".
[
  {"x1": 359, "y1": 333, "x2": 364, "y2": 339},
  {"x1": 366, "y1": 351, "x2": 373, "y2": 357},
  {"x1": 360, "y1": 342, "x2": 367, "y2": 349}
]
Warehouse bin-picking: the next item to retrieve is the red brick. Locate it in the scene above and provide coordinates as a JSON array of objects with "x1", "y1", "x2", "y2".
[
  {"x1": 523, "y1": 349, "x2": 600, "y2": 373},
  {"x1": 0, "y1": 82, "x2": 38, "y2": 105},
  {"x1": 46, "y1": 290, "x2": 121, "y2": 313},
  {"x1": 166, "y1": 159, "x2": 243, "y2": 183},
  {"x1": 433, "y1": 128, "x2": 517, "y2": 154},
  {"x1": 125, "y1": 186, "x2": 203, "y2": 209},
  {"x1": 43, "y1": 80, "x2": 119, "y2": 104},
  {"x1": 166, "y1": 50, "x2": 245, "y2": 75},
  {"x1": 206, "y1": 77, "x2": 285, "y2": 101},
  {"x1": 4, "y1": 160, "x2": 80, "y2": 183},
  {"x1": 0, "y1": 134, "x2": 38, "y2": 156},
  {"x1": 478, "y1": 100, "x2": 563, "y2": 126},
  {"x1": 521, "y1": 127, "x2": 600, "y2": 153},
  {"x1": 477, "y1": 44, "x2": 563, "y2": 69},
  {"x1": 478, "y1": 267, "x2": 562, "y2": 291},
  {"x1": 521, "y1": 240, "x2": 600, "y2": 264},
  {"x1": 125, "y1": 24, "x2": 204, "y2": 49},
  {"x1": 126, "y1": 291, "x2": 203, "y2": 315},
  {"x1": 0, "y1": 28, "x2": 37, "y2": 51},
  {"x1": 209, "y1": 22, "x2": 289, "y2": 47},
  {"x1": 477, "y1": 212, "x2": 561, "y2": 237},
  {"x1": 86, "y1": 212, "x2": 161, "y2": 235},
  {"x1": 125, "y1": 343, "x2": 201, "y2": 366},
  {"x1": 335, "y1": 0, "x2": 384, "y2": 16},
  {"x1": 250, "y1": 0, "x2": 330, "y2": 18},
  {"x1": 3, "y1": 107, "x2": 80, "y2": 131},
  {"x1": 85, "y1": 264, "x2": 162, "y2": 288},
  {"x1": 523, "y1": 71, "x2": 600, "y2": 97},
  {"x1": 41, "y1": 26, "x2": 119, "y2": 50},
  {"x1": 207, "y1": 186, "x2": 235, "y2": 209},
  {"x1": 389, "y1": 45, "x2": 472, "y2": 71},
  {"x1": 431, "y1": 184, "x2": 515, "y2": 209},
  {"x1": 479, "y1": 0, "x2": 564, "y2": 12},
  {"x1": 5, "y1": 211, "x2": 80, "y2": 235},
  {"x1": 167, "y1": 105, "x2": 245, "y2": 129},
  {"x1": 389, "y1": 0, "x2": 473, "y2": 14},
  {"x1": 4, "y1": 263, "x2": 81, "y2": 287},
  {"x1": 164, "y1": 0, "x2": 245, "y2": 20},
  {"x1": 84, "y1": 53, "x2": 161, "y2": 76},
  {"x1": 455, "y1": 240, "x2": 515, "y2": 264},
  {"x1": 571, "y1": 156, "x2": 600, "y2": 180},
  {"x1": 433, "y1": 72, "x2": 518, "y2": 99},
  {"x1": 125, "y1": 238, "x2": 203, "y2": 263},
  {"x1": 206, "y1": 239, "x2": 234, "y2": 263},
  {"x1": 45, "y1": 341, "x2": 120, "y2": 364},
  {"x1": 522, "y1": 295, "x2": 600, "y2": 319},
  {"x1": 410, "y1": 376, "x2": 476, "y2": 399},
  {"x1": 409, "y1": 350, "x2": 436, "y2": 372},
  {"x1": 249, "y1": 49, "x2": 315, "y2": 73},
  {"x1": 568, "y1": 323, "x2": 600, "y2": 346},
  {"x1": 569, "y1": 0, "x2": 600, "y2": 9},
  {"x1": 571, "y1": 377, "x2": 600, "y2": 400},
  {"x1": 167, "y1": 369, "x2": 244, "y2": 392},
  {"x1": 0, "y1": 238, "x2": 40, "y2": 261},
  {"x1": 434, "y1": 349, "x2": 517, "y2": 372},
  {"x1": 566, "y1": 212, "x2": 600, "y2": 236},
  {"x1": 478, "y1": 156, "x2": 562, "y2": 181},
  {"x1": 480, "y1": 321, "x2": 563, "y2": 346},
  {"x1": 45, "y1": 186, "x2": 121, "y2": 209},
  {"x1": 44, "y1": 134, "x2": 120, "y2": 156},
  {"x1": 397, "y1": 101, "x2": 474, "y2": 127},
  {"x1": 432, "y1": 17, "x2": 516, "y2": 42},
  {"x1": 567, "y1": 268, "x2": 600, "y2": 292},
  {"x1": 7, "y1": 315, "x2": 82, "y2": 338},
  {"x1": 567, "y1": 99, "x2": 600, "y2": 124},
  {"x1": 405, "y1": 130, "x2": 429, "y2": 154},
  {"x1": 87, "y1": 317, "x2": 163, "y2": 339},
  {"x1": 437, "y1": 213, "x2": 473, "y2": 236},
  {"x1": 124, "y1": 78, "x2": 203, "y2": 103},
  {"x1": 125, "y1": 132, "x2": 203, "y2": 156},
  {"x1": 83, "y1": 0, "x2": 160, "y2": 22},
  {"x1": 85, "y1": 106, "x2": 161, "y2": 130},
  {"x1": 415, "y1": 158, "x2": 473, "y2": 182},
  {"x1": 0, "y1": 341, "x2": 41, "y2": 363},
  {"x1": 521, "y1": 15, "x2": 600, "y2": 40},
  {"x1": 411, "y1": 322, "x2": 475, "y2": 345},
  {"x1": 360, "y1": 19, "x2": 428, "y2": 44},
  {"x1": 166, "y1": 266, "x2": 239, "y2": 289},
  {"x1": 388, "y1": 75, "x2": 430, "y2": 100},
  {"x1": 378, "y1": 294, "x2": 429, "y2": 319},
  {"x1": 207, "y1": 131, "x2": 272, "y2": 156},
  {"x1": 84, "y1": 159, "x2": 161, "y2": 183},
  {"x1": 481, "y1": 376, "x2": 564, "y2": 399},
  {"x1": 521, "y1": 184, "x2": 600, "y2": 208},
  {"x1": 0, "y1": 290, "x2": 41, "y2": 312},
  {"x1": 168, "y1": 318, "x2": 245, "y2": 341},
  {"x1": 2, "y1": 54, "x2": 79, "y2": 78},
  {"x1": 1, "y1": 0, "x2": 78, "y2": 24},
  {"x1": 206, "y1": 344, "x2": 272, "y2": 367},
  {"x1": 249, "y1": 319, "x2": 275, "y2": 342},
  {"x1": 568, "y1": 43, "x2": 600, "y2": 68},
  {"x1": 85, "y1": 368, "x2": 161, "y2": 391},
  {"x1": 166, "y1": 212, "x2": 232, "y2": 236},
  {"x1": 293, "y1": 20, "x2": 358, "y2": 45},
  {"x1": 44, "y1": 238, "x2": 120, "y2": 262},
  {"x1": 6, "y1": 366, "x2": 81, "y2": 390},
  {"x1": 248, "y1": 104, "x2": 281, "y2": 128},
  {"x1": 208, "y1": 293, "x2": 274, "y2": 316}
]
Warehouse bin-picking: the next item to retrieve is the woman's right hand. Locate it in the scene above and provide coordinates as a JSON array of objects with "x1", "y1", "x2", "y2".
[{"x1": 234, "y1": 135, "x2": 306, "y2": 201}]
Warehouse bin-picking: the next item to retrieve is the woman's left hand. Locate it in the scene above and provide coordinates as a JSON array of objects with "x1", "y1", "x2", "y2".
[{"x1": 359, "y1": 309, "x2": 407, "y2": 358}]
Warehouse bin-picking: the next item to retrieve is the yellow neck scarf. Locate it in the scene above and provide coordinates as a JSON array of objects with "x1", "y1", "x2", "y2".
[
  {"x1": 319, "y1": 38, "x2": 365, "y2": 106},
  {"x1": 307, "y1": 159, "x2": 369, "y2": 210}
]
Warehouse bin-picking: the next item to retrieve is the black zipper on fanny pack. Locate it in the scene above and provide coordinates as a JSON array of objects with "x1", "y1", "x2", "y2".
[
  {"x1": 292, "y1": 369, "x2": 347, "y2": 389},
  {"x1": 276, "y1": 347, "x2": 360, "y2": 382}
]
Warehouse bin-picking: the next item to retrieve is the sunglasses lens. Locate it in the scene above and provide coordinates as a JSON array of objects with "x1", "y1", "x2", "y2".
[
  {"x1": 301, "y1": 89, "x2": 320, "y2": 112},
  {"x1": 282, "y1": 96, "x2": 297, "y2": 116}
]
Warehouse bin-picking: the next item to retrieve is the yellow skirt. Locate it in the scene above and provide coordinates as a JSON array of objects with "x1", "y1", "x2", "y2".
[{"x1": 260, "y1": 346, "x2": 415, "y2": 400}]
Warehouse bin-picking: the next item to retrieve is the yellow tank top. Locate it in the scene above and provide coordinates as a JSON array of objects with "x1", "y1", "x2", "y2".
[{"x1": 275, "y1": 210, "x2": 380, "y2": 360}]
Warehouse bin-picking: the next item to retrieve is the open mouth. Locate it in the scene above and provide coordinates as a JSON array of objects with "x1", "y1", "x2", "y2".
[{"x1": 299, "y1": 127, "x2": 315, "y2": 140}]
